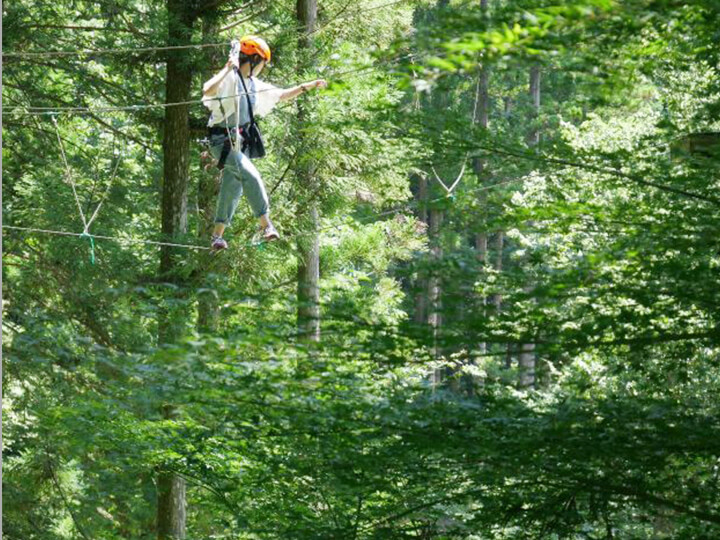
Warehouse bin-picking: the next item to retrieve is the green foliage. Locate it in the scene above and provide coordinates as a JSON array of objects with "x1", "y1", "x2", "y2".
[{"x1": 4, "y1": 0, "x2": 720, "y2": 538}]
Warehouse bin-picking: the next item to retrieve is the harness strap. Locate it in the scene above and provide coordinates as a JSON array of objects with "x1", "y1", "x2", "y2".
[
  {"x1": 208, "y1": 67, "x2": 255, "y2": 170},
  {"x1": 217, "y1": 137, "x2": 232, "y2": 170},
  {"x1": 208, "y1": 126, "x2": 247, "y2": 170}
]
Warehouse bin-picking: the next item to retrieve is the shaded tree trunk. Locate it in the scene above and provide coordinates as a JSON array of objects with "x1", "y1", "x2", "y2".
[
  {"x1": 527, "y1": 64, "x2": 541, "y2": 147},
  {"x1": 196, "y1": 15, "x2": 222, "y2": 335},
  {"x1": 157, "y1": 0, "x2": 195, "y2": 536},
  {"x1": 499, "y1": 81, "x2": 515, "y2": 369},
  {"x1": 519, "y1": 64, "x2": 541, "y2": 390},
  {"x1": 157, "y1": 468, "x2": 187, "y2": 540},
  {"x1": 157, "y1": 406, "x2": 187, "y2": 539},
  {"x1": 414, "y1": 174, "x2": 428, "y2": 325},
  {"x1": 427, "y1": 0, "x2": 450, "y2": 380},
  {"x1": 159, "y1": 2, "x2": 192, "y2": 280},
  {"x1": 518, "y1": 342, "x2": 535, "y2": 388},
  {"x1": 297, "y1": 206, "x2": 320, "y2": 341},
  {"x1": 296, "y1": 0, "x2": 320, "y2": 342},
  {"x1": 473, "y1": 61, "x2": 490, "y2": 356},
  {"x1": 470, "y1": 0, "x2": 491, "y2": 374},
  {"x1": 428, "y1": 207, "x2": 444, "y2": 385},
  {"x1": 492, "y1": 230, "x2": 503, "y2": 311}
]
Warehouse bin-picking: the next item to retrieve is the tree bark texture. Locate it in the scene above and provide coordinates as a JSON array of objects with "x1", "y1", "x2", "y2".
[
  {"x1": 428, "y1": 208, "x2": 444, "y2": 378},
  {"x1": 157, "y1": 0, "x2": 194, "y2": 536},
  {"x1": 414, "y1": 174, "x2": 428, "y2": 325},
  {"x1": 473, "y1": 66, "x2": 490, "y2": 355},
  {"x1": 425, "y1": 4, "x2": 451, "y2": 372},
  {"x1": 492, "y1": 230, "x2": 503, "y2": 311},
  {"x1": 473, "y1": 67, "x2": 489, "y2": 257},
  {"x1": 296, "y1": 0, "x2": 320, "y2": 342},
  {"x1": 297, "y1": 205, "x2": 321, "y2": 341},
  {"x1": 473, "y1": 0, "x2": 490, "y2": 362},
  {"x1": 196, "y1": 15, "x2": 222, "y2": 335},
  {"x1": 527, "y1": 64, "x2": 541, "y2": 147},
  {"x1": 160, "y1": 3, "x2": 193, "y2": 277},
  {"x1": 158, "y1": 0, "x2": 194, "y2": 344},
  {"x1": 157, "y1": 472, "x2": 187, "y2": 540},
  {"x1": 518, "y1": 342, "x2": 536, "y2": 388},
  {"x1": 519, "y1": 64, "x2": 541, "y2": 389}
]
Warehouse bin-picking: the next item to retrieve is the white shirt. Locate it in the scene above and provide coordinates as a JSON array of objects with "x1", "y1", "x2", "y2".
[{"x1": 202, "y1": 70, "x2": 283, "y2": 127}]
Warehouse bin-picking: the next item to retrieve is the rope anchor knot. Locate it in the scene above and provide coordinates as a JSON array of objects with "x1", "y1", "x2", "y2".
[{"x1": 79, "y1": 232, "x2": 96, "y2": 265}]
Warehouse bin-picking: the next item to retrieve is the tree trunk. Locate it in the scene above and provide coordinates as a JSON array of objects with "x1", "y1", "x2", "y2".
[
  {"x1": 157, "y1": 404, "x2": 187, "y2": 538},
  {"x1": 473, "y1": 64, "x2": 489, "y2": 356},
  {"x1": 527, "y1": 64, "x2": 541, "y2": 147},
  {"x1": 492, "y1": 231, "x2": 503, "y2": 311},
  {"x1": 197, "y1": 15, "x2": 221, "y2": 335},
  {"x1": 157, "y1": 472, "x2": 187, "y2": 539},
  {"x1": 518, "y1": 342, "x2": 536, "y2": 389},
  {"x1": 428, "y1": 207, "x2": 444, "y2": 386},
  {"x1": 296, "y1": 0, "x2": 320, "y2": 342},
  {"x1": 427, "y1": 0, "x2": 450, "y2": 378},
  {"x1": 157, "y1": 0, "x2": 194, "y2": 535},
  {"x1": 469, "y1": 0, "x2": 491, "y2": 369},
  {"x1": 500, "y1": 77, "x2": 515, "y2": 370},
  {"x1": 519, "y1": 64, "x2": 541, "y2": 390},
  {"x1": 297, "y1": 206, "x2": 320, "y2": 341},
  {"x1": 414, "y1": 174, "x2": 428, "y2": 325},
  {"x1": 160, "y1": 1, "x2": 192, "y2": 279}
]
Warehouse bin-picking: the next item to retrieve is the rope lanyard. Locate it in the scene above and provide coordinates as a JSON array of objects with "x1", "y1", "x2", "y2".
[
  {"x1": 429, "y1": 75, "x2": 482, "y2": 196},
  {"x1": 51, "y1": 116, "x2": 125, "y2": 263}
]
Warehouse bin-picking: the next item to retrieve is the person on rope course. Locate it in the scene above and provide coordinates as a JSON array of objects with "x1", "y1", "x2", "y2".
[{"x1": 202, "y1": 35, "x2": 327, "y2": 251}]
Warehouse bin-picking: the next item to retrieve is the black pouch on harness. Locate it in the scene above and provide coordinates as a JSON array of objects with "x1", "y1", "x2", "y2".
[
  {"x1": 207, "y1": 126, "x2": 262, "y2": 170},
  {"x1": 241, "y1": 123, "x2": 266, "y2": 159}
]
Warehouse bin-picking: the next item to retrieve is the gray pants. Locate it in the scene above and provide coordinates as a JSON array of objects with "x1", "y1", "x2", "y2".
[{"x1": 209, "y1": 135, "x2": 269, "y2": 225}]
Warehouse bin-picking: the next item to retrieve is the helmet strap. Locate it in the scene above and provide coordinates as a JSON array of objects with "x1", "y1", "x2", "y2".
[{"x1": 250, "y1": 56, "x2": 261, "y2": 76}]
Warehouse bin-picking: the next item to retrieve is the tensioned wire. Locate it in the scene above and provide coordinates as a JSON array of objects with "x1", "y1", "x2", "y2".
[
  {"x1": 3, "y1": 38, "x2": 594, "y2": 116},
  {"x1": 2, "y1": 0, "x2": 421, "y2": 116},
  {"x1": 2, "y1": 43, "x2": 478, "y2": 253},
  {"x1": 2, "y1": 226, "x2": 214, "y2": 250},
  {"x1": 1, "y1": 0, "x2": 414, "y2": 59},
  {"x1": 3, "y1": 50, "x2": 594, "y2": 117},
  {"x1": 2, "y1": 4, "x2": 612, "y2": 250},
  {"x1": 9, "y1": 103, "x2": 713, "y2": 252},
  {"x1": 3, "y1": 41, "x2": 229, "y2": 59},
  {"x1": 1, "y1": 51, "x2": 419, "y2": 116},
  {"x1": 1, "y1": 178, "x2": 523, "y2": 252},
  {"x1": 3, "y1": 8, "x2": 507, "y2": 118},
  {"x1": 3, "y1": 90, "x2": 281, "y2": 116}
]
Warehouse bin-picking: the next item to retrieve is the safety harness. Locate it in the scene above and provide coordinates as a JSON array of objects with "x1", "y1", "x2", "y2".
[{"x1": 206, "y1": 60, "x2": 263, "y2": 170}]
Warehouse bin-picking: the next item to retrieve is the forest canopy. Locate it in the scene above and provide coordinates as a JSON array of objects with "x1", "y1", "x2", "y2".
[{"x1": 3, "y1": 0, "x2": 720, "y2": 538}]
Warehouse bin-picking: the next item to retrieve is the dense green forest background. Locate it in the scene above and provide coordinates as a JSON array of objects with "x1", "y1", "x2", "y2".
[{"x1": 3, "y1": 0, "x2": 720, "y2": 538}]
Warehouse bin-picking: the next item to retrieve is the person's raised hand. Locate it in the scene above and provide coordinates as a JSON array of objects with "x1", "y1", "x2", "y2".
[
  {"x1": 302, "y1": 79, "x2": 328, "y2": 91},
  {"x1": 226, "y1": 54, "x2": 239, "y2": 71}
]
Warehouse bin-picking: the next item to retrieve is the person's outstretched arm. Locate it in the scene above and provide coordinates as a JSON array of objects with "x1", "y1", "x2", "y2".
[{"x1": 279, "y1": 79, "x2": 327, "y2": 101}]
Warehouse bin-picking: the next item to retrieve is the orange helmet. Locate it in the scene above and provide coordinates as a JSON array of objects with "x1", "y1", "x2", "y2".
[{"x1": 239, "y1": 35, "x2": 271, "y2": 63}]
